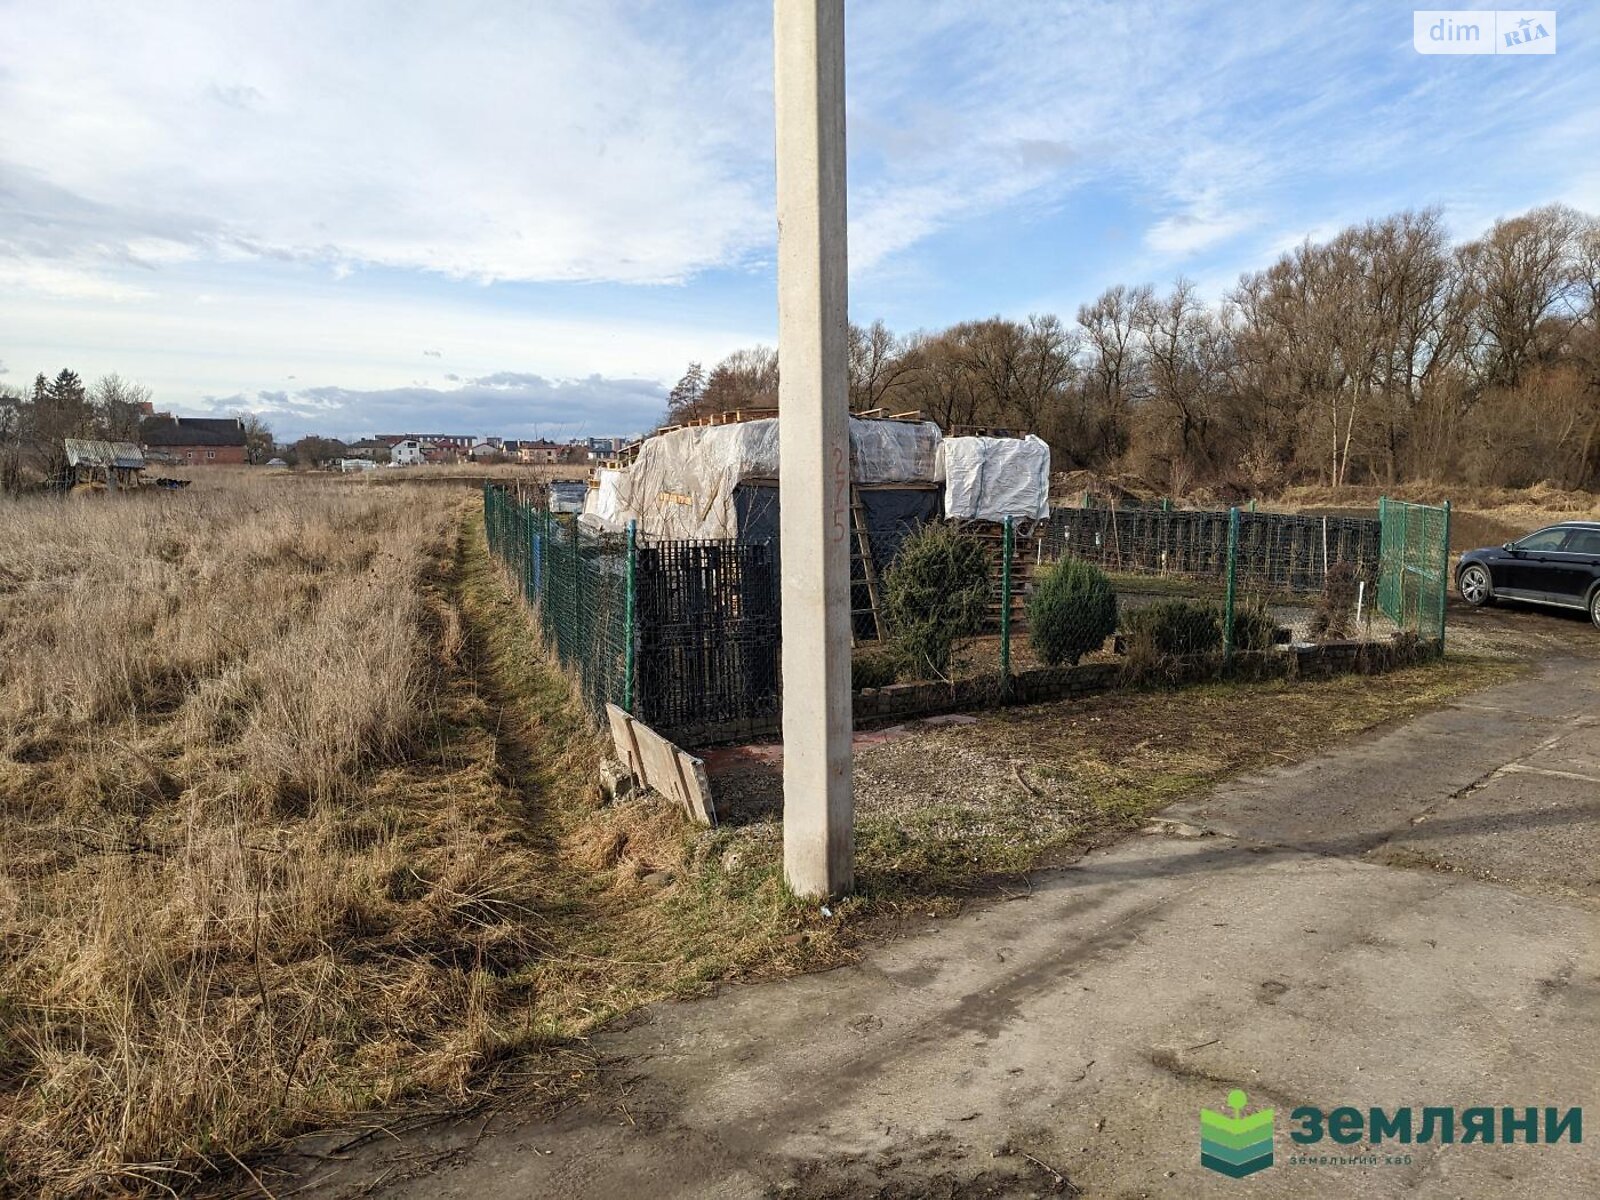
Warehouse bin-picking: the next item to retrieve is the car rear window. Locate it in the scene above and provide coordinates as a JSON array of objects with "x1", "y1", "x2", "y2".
[{"x1": 1563, "y1": 529, "x2": 1600, "y2": 555}]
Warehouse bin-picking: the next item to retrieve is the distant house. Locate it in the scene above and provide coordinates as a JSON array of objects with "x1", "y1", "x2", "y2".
[
  {"x1": 468, "y1": 440, "x2": 501, "y2": 461},
  {"x1": 346, "y1": 438, "x2": 392, "y2": 463},
  {"x1": 517, "y1": 439, "x2": 565, "y2": 466},
  {"x1": 140, "y1": 415, "x2": 248, "y2": 465},
  {"x1": 390, "y1": 439, "x2": 426, "y2": 466},
  {"x1": 419, "y1": 441, "x2": 458, "y2": 465},
  {"x1": 576, "y1": 435, "x2": 627, "y2": 460},
  {"x1": 376, "y1": 433, "x2": 476, "y2": 453}
]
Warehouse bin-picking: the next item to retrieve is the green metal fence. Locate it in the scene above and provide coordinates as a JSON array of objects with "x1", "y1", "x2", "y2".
[
  {"x1": 483, "y1": 484, "x2": 633, "y2": 717},
  {"x1": 1377, "y1": 497, "x2": 1452, "y2": 646},
  {"x1": 485, "y1": 483, "x2": 1451, "y2": 745},
  {"x1": 1038, "y1": 496, "x2": 1452, "y2": 668}
]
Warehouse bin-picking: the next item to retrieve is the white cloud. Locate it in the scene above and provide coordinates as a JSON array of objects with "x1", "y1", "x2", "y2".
[
  {"x1": 0, "y1": 259, "x2": 157, "y2": 301},
  {"x1": 0, "y1": 270, "x2": 761, "y2": 424},
  {"x1": 1, "y1": 0, "x2": 1422, "y2": 297},
  {"x1": 0, "y1": 1, "x2": 773, "y2": 289},
  {"x1": 196, "y1": 374, "x2": 665, "y2": 442},
  {"x1": 837, "y1": 2, "x2": 1378, "y2": 274},
  {"x1": 1144, "y1": 212, "x2": 1252, "y2": 257},
  {"x1": 4, "y1": 0, "x2": 1597, "y2": 423}
]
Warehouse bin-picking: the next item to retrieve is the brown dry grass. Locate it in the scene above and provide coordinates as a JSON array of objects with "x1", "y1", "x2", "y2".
[
  {"x1": 1275, "y1": 479, "x2": 1600, "y2": 516},
  {"x1": 708, "y1": 655, "x2": 1524, "y2": 898},
  {"x1": 0, "y1": 477, "x2": 835, "y2": 1197},
  {"x1": 1272, "y1": 480, "x2": 1600, "y2": 551},
  {"x1": 153, "y1": 462, "x2": 590, "y2": 489},
  {"x1": 0, "y1": 479, "x2": 526, "y2": 1195}
]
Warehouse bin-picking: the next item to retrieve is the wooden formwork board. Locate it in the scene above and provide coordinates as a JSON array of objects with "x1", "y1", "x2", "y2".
[{"x1": 605, "y1": 704, "x2": 717, "y2": 827}]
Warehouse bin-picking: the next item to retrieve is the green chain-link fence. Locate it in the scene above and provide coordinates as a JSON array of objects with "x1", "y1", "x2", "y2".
[
  {"x1": 1376, "y1": 497, "x2": 1452, "y2": 646},
  {"x1": 1030, "y1": 497, "x2": 1452, "y2": 677},
  {"x1": 484, "y1": 484, "x2": 633, "y2": 717},
  {"x1": 484, "y1": 485, "x2": 1451, "y2": 745}
]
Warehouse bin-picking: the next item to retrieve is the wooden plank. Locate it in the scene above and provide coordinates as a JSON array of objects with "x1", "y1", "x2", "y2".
[
  {"x1": 637, "y1": 727, "x2": 688, "y2": 815},
  {"x1": 603, "y1": 703, "x2": 717, "y2": 827},
  {"x1": 670, "y1": 748, "x2": 717, "y2": 828},
  {"x1": 605, "y1": 703, "x2": 644, "y2": 780}
]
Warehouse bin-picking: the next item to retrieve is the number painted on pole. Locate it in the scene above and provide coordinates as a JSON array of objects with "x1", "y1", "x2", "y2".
[{"x1": 830, "y1": 444, "x2": 849, "y2": 543}]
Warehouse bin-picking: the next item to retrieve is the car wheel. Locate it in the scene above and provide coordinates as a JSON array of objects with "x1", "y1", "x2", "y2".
[
  {"x1": 1458, "y1": 564, "x2": 1494, "y2": 607},
  {"x1": 1590, "y1": 588, "x2": 1600, "y2": 630}
]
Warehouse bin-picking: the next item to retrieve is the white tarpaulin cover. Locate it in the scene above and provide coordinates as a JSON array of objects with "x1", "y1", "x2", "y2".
[
  {"x1": 608, "y1": 417, "x2": 943, "y2": 539},
  {"x1": 585, "y1": 468, "x2": 627, "y2": 523},
  {"x1": 940, "y1": 434, "x2": 1051, "y2": 521}
]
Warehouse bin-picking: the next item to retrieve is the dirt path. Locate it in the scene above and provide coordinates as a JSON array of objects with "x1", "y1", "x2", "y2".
[{"x1": 296, "y1": 650, "x2": 1600, "y2": 1199}]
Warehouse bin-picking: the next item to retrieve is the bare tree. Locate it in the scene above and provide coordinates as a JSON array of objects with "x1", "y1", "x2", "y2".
[
  {"x1": 1457, "y1": 203, "x2": 1586, "y2": 389},
  {"x1": 1136, "y1": 279, "x2": 1229, "y2": 481},
  {"x1": 848, "y1": 320, "x2": 915, "y2": 411},
  {"x1": 90, "y1": 374, "x2": 152, "y2": 441},
  {"x1": 237, "y1": 412, "x2": 275, "y2": 464},
  {"x1": 0, "y1": 384, "x2": 25, "y2": 493},
  {"x1": 1077, "y1": 283, "x2": 1150, "y2": 461},
  {"x1": 700, "y1": 347, "x2": 779, "y2": 417},
  {"x1": 677, "y1": 199, "x2": 1600, "y2": 490},
  {"x1": 899, "y1": 329, "x2": 977, "y2": 431}
]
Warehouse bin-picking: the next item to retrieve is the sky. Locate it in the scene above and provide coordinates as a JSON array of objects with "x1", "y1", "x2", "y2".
[{"x1": 2, "y1": 1, "x2": 1596, "y2": 442}]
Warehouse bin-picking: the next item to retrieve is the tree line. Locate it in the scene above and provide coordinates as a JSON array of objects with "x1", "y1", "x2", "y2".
[
  {"x1": 666, "y1": 203, "x2": 1600, "y2": 493},
  {"x1": 0, "y1": 369, "x2": 274, "y2": 490}
]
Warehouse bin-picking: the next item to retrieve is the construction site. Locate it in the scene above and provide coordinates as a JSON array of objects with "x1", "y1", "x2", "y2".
[{"x1": 483, "y1": 406, "x2": 1452, "y2": 831}]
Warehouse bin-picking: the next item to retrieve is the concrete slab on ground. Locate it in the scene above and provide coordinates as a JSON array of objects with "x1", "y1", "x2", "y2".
[
  {"x1": 1166, "y1": 659, "x2": 1600, "y2": 900},
  {"x1": 302, "y1": 657, "x2": 1600, "y2": 1199}
]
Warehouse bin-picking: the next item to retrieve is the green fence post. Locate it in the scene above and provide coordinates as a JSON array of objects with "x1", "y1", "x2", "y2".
[
  {"x1": 525, "y1": 500, "x2": 535, "y2": 603},
  {"x1": 1437, "y1": 500, "x2": 1452, "y2": 653},
  {"x1": 624, "y1": 519, "x2": 638, "y2": 712},
  {"x1": 1397, "y1": 499, "x2": 1408, "y2": 631},
  {"x1": 1223, "y1": 505, "x2": 1240, "y2": 664},
  {"x1": 1378, "y1": 494, "x2": 1388, "y2": 624},
  {"x1": 569, "y1": 516, "x2": 580, "y2": 662},
  {"x1": 541, "y1": 507, "x2": 551, "y2": 621},
  {"x1": 1000, "y1": 516, "x2": 1013, "y2": 696}
]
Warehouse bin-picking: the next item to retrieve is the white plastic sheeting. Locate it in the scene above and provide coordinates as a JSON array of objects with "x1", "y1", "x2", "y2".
[
  {"x1": 849, "y1": 418, "x2": 942, "y2": 484},
  {"x1": 940, "y1": 434, "x2": 1051, "y2": 522},
  {"x1": 585, "y1": 468, "x2": 628, "y2": 524},
  {"x1": 548, "y1": 480, "x2": 588, "y2": 514},
  {"x1": 607, "y1": 417, "x2": 943, "y2": 539}
]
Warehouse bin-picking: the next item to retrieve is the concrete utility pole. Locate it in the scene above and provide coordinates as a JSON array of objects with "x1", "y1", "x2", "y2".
[{"x1": 774, "y1": 0, "x2": 853, "y2": 897}]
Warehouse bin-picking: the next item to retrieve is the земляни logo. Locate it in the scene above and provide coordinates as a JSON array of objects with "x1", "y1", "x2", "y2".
[{"x1": 1200, "y1": 1089, "x2": 1275, "y2": 1178}]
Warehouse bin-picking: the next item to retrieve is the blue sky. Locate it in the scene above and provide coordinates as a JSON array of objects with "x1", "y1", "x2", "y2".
[{"x1": 1, "y1": 1, "x2": 1595, "y2": 441}]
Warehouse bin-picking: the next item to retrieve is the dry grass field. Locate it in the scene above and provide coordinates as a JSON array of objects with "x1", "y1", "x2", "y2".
[
  {"x1": 1057, "y1": 471, "x2": 1600, "y2": 554},
  {"x1": 0, "y1": 472, "x2": 1528, "y2": 1197},
  {"x1": 1274, "y1": 479, "x2": 1600, "y2": 551},
  {"x1": 0, "y1": 474, "x2": 837, "y2": 1196},
  {"x1": 0, "y1": 479, "x2": 473, "y2": 1192}
]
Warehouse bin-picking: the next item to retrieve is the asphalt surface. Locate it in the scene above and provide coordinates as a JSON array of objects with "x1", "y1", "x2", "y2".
[{"x1": 301, "y1": 653, "x2": 1600, "y2": 1199}]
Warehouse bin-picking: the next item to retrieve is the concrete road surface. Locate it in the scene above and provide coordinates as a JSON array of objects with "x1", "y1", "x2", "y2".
[{"x1": 305, "y1": 656, "x2": 1600, "y2": 1199}]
